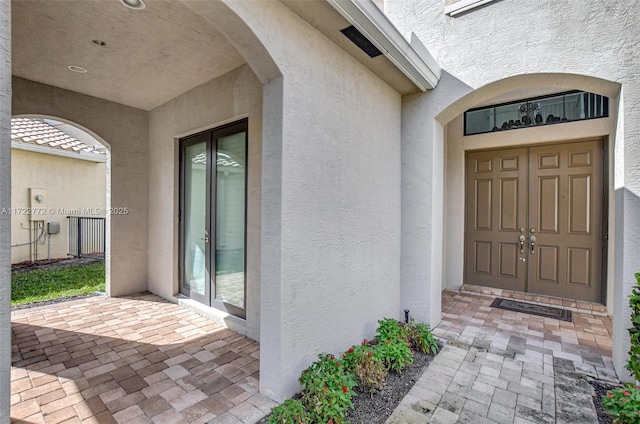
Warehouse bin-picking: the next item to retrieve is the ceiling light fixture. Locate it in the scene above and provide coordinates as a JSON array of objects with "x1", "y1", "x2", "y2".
[
  {"x1": 92, "y1": 39, "x2": 107, "y2": 47},
  {"x1": 68, "y1": 65, "x2": 88, "y2": 73},
  {"x1": 120, "y1": 0, "x2": 146, "y2": 10}
]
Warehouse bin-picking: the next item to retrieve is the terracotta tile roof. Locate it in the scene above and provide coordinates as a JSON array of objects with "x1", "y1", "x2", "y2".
[{"x1": 11, "y1": 117, "x2": 107, "y2": 156}]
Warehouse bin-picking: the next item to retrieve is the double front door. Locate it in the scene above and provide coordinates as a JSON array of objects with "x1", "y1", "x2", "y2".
[
  {"x1": 465, "y1": 140, "x2": 605, "y2": 302},
  {"x1": 180, "y1": 120, "x2": 248, "y2": 318}
]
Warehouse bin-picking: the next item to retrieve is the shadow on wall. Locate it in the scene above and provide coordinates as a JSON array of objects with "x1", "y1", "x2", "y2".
[
  {"x1": 613, "y1": 186, "x2": 640, "y2": 383},
  {"x1": 10, "y1": 293, "x2": 259, "y2": 421}
]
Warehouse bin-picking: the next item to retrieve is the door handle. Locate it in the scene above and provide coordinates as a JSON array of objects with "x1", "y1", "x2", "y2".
[
  {"x1": 201, "y1": 230, "x2": 209, "y2": 243},
  {"x1": 530, "y1": 235, "x2": 536, "y2": 254},
  {"x1": 519, "y1": 235, "x2": 525, "y2": 253}
]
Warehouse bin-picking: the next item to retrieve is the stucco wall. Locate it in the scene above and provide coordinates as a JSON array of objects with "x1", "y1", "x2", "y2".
[
  {"x1": 384, "y1": 0, "x2": 640, "y2": 381},
  {"x1": 10, "y1": 149, "x2": 106, "y2": 263},
  {"x1": 0, "y1": 0, "x2": 11, "y2": 420},
  {"x1": 213, "y1": 2, "x2": 402, "y2": 401},
  {"x1": 12, "y1": 77, "x2": 149, "y2": 297},
  {"x1": 147, "y1": 64, "x2": 263, "y2": 340}
]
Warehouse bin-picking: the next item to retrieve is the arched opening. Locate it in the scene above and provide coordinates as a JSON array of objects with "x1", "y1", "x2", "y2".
[
  {"x1": 430, "y1": 72, "x2": 640, "y2": 383},
  {"x1": 9, "y1": 115, "x2": 111, "y2": 303},
  {"x1": 436, "y1": 74, "x2": 620, "y2": 309},
  {"x1": 9, "y1": 0, "x2": 287, "y2": 408}
]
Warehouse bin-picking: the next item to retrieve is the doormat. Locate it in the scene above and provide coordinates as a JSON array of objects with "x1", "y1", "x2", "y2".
[{"x1": 490, "y1": 298, "x2": 572, "y2": 322}]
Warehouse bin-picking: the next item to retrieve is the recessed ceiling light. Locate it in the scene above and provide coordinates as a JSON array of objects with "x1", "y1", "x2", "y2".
[
  {"x1": 68, "y1": 65, "x2": 88, "y2": 73},
  {"x1": 92, "y1": 39, "x2": 107, "y2": 47},
  {"x1": 121, "y1": 0, "x2": 145, "y2": 10}
]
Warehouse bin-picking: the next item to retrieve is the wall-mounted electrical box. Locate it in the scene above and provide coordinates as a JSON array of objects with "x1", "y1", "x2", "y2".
[
  {"x1": 29, "y1": 188, "x2": 47, "y2": 221},
  {"x1": 47, "y1": 222, "x2": 60, "y2": 235}
]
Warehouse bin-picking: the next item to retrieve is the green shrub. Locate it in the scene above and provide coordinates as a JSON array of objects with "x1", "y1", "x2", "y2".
[
  {"x1": 267, "y1": 399, "x2": 310, "y2": 424},
  {"x1": 626, "y1": 273, "x2": 640, "y2": 382},
  {"x1": 404, "y1": 319, "x2": 439, "y2": 355},
  {"x1": 603, "y1": 384, "x2": 640, "y2": 424},
  {"x1": 604, "y1": 272, "x2": 640, "y2": 423},
  {"x1": 373, "y1": 339, "x2": 413, "y2": 373},
  {"x1": 269, "y1": 317, "x2": 440, "y2": 424},
  {"x1": 342, "y1": 343, "x2": 387, "y2": 395},
  {"x1": 298, "y1": 354, "x2": 357, "y2": 424},
  {"x1": 375, "y1": 318, "x2": 406, "y2": 343}
]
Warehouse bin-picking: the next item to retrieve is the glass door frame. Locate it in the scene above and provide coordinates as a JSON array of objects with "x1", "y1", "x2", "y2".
[{"x1": 179, "y1": 119, "x2": 248, "y2": 319}]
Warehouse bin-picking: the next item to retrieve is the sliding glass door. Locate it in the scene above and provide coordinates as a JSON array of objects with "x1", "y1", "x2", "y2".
[{"x1": 180, "y1": 120, "x2": 247, "y2": 318}]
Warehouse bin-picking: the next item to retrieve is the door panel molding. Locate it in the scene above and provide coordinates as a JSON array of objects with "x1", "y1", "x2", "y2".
[
  {"x1": 528, "y1": 140, "x2": 603, "y2": 301},
  {"x1": 465, "y1": 148, "x2": 528, "y2": 291},
  {"x1": 465, "y1": 139, "x2": 605, "y2": 302}
]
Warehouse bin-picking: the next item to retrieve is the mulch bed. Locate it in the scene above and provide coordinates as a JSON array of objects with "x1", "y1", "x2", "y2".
[
  {"x1": 11, "y1": 257, "x2": 74, "y2": 270},
  {"x1": 11, "y1": 257, "x2": 102, "y2": 272},
  {"x1": 258, "y1": 345, "x2": 438, "y2": 424},
  {"x1": 345, "y1": 349, "x2": 435, "y2": 423},
  {"x1": 589, "y1": 379, "x2": 619, "y2": 424}
]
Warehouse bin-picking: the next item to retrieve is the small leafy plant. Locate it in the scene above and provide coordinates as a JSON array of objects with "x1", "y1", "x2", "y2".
[
  {"x1": 603, "y1": 384, "x2": 640, "y2": 424},
  {"x1": 404, "y1": 319, "x2": 439, "y2": 355},
  {"x1": 266, "y1": 316, "x2": 440, "y2": 423},
  {"x1": 604, "y1": 272, "x2": 640, "y2": 423},
  {"x1": 267, "y1": 399, "x2": 310, "y2": 424},
  {"x1": 299, "y1": 354, "x2": 357, "y2": 424},
  {"x1": 626, "y1": 273, "x2": 640, "y2": 381},
  {"x1": 375, "y1": 318, "x2": 406, "y2": 343},
  {"x1": 342, "y1": 343, "x2": 387, "y2": 395},
  {"x1": 373, "y1": 339, "x2": 413, "y2": 373}
]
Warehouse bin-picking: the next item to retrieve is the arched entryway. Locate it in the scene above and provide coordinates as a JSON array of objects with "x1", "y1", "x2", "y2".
[
  {"x1": 8, "y1": 0, "x2": 285, "y2": 404},
  {"x1": 436, "y1": 74, "x2": 620, "y2": 305},
  {"x1": 434, "y1": 72, "x2": 627, "y2": 378},
  {"x1": 10, "y1": 114, "x2": 111, "y2": 299}
]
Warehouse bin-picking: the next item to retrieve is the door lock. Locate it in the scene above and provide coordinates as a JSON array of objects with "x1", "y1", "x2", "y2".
[
  {"x1": 530, "y1": 235, "x2": 536, "y2": 254},
  {"x1": 202, "y1": 230, "x2": 209, "y2": 243},
  {"x1": 519, "y1": 234, "x2": 525, "y2": 253}
]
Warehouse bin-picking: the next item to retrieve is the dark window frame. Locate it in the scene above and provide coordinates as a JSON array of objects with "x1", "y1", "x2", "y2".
[
  {"x1": 464, "y1": 90, "x2": 609, "y2": 136},
  {"x1": 178, "y1": 119, "x2": 249, "y2": 319}
]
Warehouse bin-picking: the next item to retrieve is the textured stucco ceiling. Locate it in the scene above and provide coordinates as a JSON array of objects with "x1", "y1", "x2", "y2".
[{"x1": 12, "y1": 0, "x2": 246, "y2": 111}]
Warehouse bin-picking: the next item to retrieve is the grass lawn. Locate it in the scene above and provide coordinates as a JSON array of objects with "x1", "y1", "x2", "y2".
[{"x1": 11, "y1": 262, "x2": 105, "y2": 307}]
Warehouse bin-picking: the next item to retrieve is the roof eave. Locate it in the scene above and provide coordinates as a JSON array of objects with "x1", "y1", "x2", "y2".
[
  {"x1": 327, "y1": 0, "x2": 441, "y2": 91},
  {"x1": 12, "y1": 141, "x2": 108, "y2": 163}
]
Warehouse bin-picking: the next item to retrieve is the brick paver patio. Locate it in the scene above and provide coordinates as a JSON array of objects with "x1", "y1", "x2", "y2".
[
  {"x1": 386, "y1": 289, "x2": 617, "y2": 424},
  {"x1": 12, "y1": 289, "x2": 619, "y2": 423},
  {"x1": 11, "y1": 293, "x2": 275, "y2": 424}
]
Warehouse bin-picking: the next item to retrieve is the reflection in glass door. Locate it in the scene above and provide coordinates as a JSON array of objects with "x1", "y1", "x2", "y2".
[
  {"x1": 180, "y1": 120, "x2": 247, "y2": 318},
  {"x1": 215, "y1": 133, "x2": 246, "y2": 309},
  {"x1": 181, "y1": 134, "x2": 209, "y2": 305}
]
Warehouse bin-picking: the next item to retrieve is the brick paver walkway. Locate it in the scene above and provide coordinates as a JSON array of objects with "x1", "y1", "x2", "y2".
[
  {"x1": 386, "y1": 290, "x2": 617, "y2": 424},
  {"x1": 11, "y1": 293, "x2": 275, "y2": 424}
]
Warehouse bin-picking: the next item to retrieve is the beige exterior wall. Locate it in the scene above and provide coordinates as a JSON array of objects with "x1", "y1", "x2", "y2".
[
  {"x1": 10, "y1": 149, "x2": 106, "y2": 264},
  {"x1": 12, "y1": 77, "x2": 149, "y2": 297}
]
